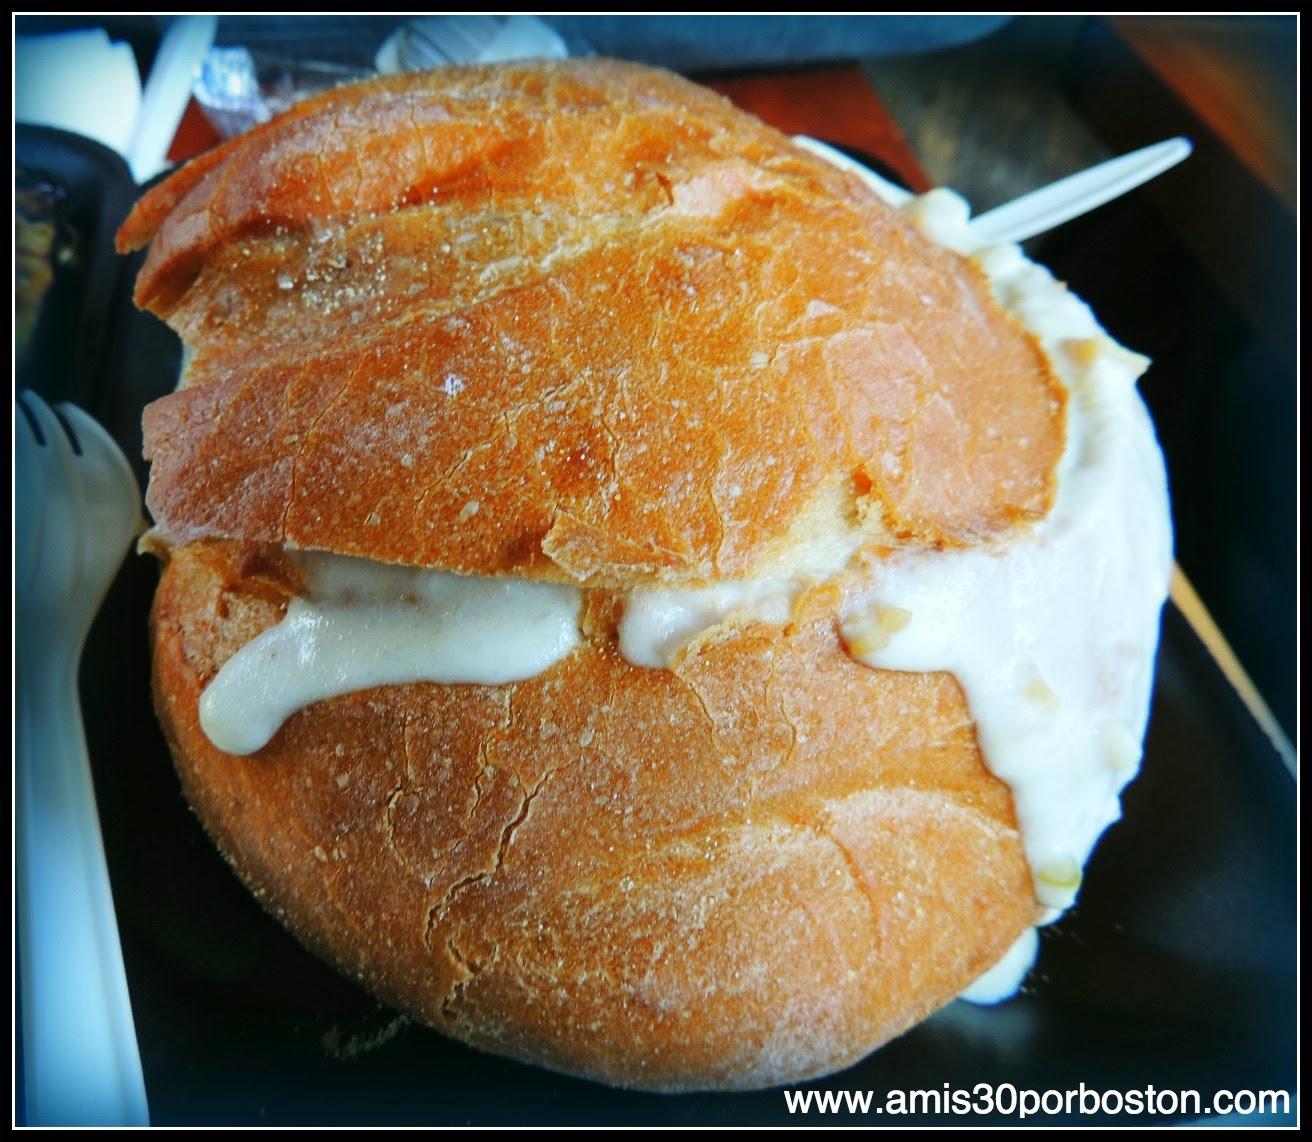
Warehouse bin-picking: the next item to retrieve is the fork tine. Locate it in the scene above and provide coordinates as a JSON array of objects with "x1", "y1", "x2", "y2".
[
  {"x1": 18, "y1": 390, "x2": 76, "y2": 457},
  {"x1": 17, "y1": 391, "x2": 46, "y2": 446},
  {"x1": 15, "y1": 393, "x2": 143, "y2": 621},
  {"x1": 56, "y1": 403, "x2": 136, "y2": 480},
  {"x1": 52, "y1": 402, "x2": 144, "y2": 545},
  {"x1": 16, "y1": 392, "x2": 83, "y2": 620},
  {"x1": 15, "y1": 397, "x2": 47, "y2": 590},
  {"x1": 50, "y1": 405, "x2": 84, "y2": 455}
]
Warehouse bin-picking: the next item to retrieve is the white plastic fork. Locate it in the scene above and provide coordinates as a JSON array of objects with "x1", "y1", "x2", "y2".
[{"x1": 15, "y1": 392, "x2": 148, "y2": 1125}]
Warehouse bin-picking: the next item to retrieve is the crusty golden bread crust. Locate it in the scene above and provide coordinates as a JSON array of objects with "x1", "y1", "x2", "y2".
[
  {"x1": 152, "y1": 538, "x2": 1037, "y2": 1091},
  {"x1": 121, "y1": 59, "x2": 1063, "y2": 586}
]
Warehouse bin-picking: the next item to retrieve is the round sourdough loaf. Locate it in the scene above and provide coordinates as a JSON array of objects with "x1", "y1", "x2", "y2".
[{"x1": 121, "y1": 59, "x2": 1062, "y2": 1090}]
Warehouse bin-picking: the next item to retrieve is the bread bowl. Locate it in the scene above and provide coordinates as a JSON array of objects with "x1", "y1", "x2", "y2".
[{"x1": 117, "y1": 58, "x2": 1172, "y2": 1092}]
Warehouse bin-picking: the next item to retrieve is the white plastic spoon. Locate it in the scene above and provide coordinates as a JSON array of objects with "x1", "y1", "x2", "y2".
[
  {"x1": 795, "y1": 135, "x2": 1192, "y2": 246},
  {"x1": 969, "y1": 136, "x2": 1193, "y2": 245}
]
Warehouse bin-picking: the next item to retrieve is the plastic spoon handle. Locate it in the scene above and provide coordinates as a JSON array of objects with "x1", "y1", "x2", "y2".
[{"x1": 970, "y1": 137, "x2": 1192, "y2": 245}]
